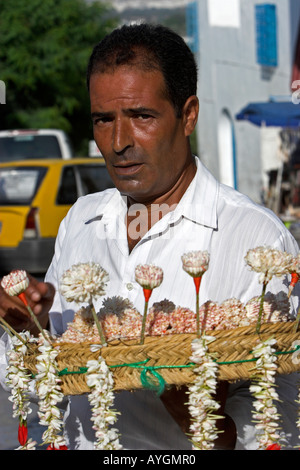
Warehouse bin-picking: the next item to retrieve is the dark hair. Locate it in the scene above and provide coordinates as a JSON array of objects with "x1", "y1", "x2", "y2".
[{"x1": 86, "y1": 23, "x2": 198, "y2": 117}]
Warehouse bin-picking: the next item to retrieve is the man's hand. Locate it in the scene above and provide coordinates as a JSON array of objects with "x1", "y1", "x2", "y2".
[{"x1": 0, "y1": 274, "x2": 55, "y2": 336}]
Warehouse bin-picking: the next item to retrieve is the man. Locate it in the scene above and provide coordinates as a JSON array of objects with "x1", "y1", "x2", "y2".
[{"x1": 0, "y1": 23, "x2": 299, "y2": 450}]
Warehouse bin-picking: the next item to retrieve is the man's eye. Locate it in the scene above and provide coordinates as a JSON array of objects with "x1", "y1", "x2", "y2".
[
  {"x1": 94, "y1": 116, "x2": 112, "y2": 125},
  {"x1": 136, "y1": 114, "x2": 152, "y2": 120}
]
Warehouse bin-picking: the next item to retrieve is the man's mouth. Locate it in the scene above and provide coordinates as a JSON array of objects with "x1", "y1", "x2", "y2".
[{"x1": 112, "y1": 162, "x2": 143, "y2": 176}]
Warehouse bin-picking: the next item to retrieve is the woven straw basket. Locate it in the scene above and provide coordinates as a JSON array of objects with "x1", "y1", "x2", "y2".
[{"x1": 24, "y1": 321, "x2": 300, "y2": 396}]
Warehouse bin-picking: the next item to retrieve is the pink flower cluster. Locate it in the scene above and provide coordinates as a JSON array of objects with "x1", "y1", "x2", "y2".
[
  {"x1": 58, "y1": 299, "x2": 194, "y2": 343},
  {"x1": 181, "y1": 251, "x2": 210, "y2": 278},
  {"x1": 1, "y1": 270, "x2": 29, "y2": 296},
  {"x1": 198, "y1": 293, "x2": 291, "y2": 331},
  {"x1": 57, "y1": 292, "x2": 292, "y2": 345},
  {"x1": 135, "y1": 264, "x2": 163, "y2": 290}
]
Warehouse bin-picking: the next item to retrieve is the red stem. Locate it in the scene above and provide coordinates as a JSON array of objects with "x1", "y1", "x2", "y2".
[
  {"x1": 143, "y1": 288, "x2": 152, "y2": 302},
  {"x1": 291, "y1": 272, "x2": 299, "y2": 288},
  {"x1": 17, "y1": 292, "x2": 28, "y2": 306},
  {"x1": 193, "y1": 277, "x2": 201, "y2": 294}
]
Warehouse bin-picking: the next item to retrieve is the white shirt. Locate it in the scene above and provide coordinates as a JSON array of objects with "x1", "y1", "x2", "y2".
[{"x1": 3, "y1": 157, "x2": 300, "y2": 450}]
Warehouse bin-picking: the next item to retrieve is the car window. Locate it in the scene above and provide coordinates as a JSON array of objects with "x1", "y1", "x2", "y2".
[
  {"x1": 0, "y1": 135, "x2": 62, "y2": 162},
  {"x1": 56, "y1": 163, "x2": 114, "y2": 206},
  {"x1": 76, "y1": 165, "x2": 114, "y2": 195},
  {"x1": 0, "y1": 166, "x2": 47, "y2": 205},
  {"x1": 56, "y1": 166, "x2": 78, "y2": 205}
]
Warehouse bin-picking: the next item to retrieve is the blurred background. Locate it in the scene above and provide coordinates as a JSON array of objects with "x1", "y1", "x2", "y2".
[{"x1": 1, "y1": 0, "x2": 300, "y2": 449}]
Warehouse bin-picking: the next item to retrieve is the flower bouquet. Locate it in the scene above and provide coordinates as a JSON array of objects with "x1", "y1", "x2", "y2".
[{"x1": 2, "y1": 246, "x2": 300, "y2": 450}]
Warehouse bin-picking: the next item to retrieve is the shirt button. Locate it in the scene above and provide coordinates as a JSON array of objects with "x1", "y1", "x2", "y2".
[{"x1": 126, "y1": 283, "x2": 133, "y2": 291}]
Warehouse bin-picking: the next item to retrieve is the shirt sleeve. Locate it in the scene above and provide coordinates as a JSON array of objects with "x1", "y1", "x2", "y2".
[{"x1": 45, "y1": 209, "x2": 72, "y2": 336}]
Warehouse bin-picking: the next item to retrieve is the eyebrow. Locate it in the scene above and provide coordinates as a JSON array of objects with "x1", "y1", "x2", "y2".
[
  {"x1": 91, "y1": 111, "x2": 109, "y2": 120},
  {"x1": 127, "y1": 106, "x2": 160, "y2": 115},
  {"x1": 91, "y1": 106, "x2": 160, "y2": 119}
]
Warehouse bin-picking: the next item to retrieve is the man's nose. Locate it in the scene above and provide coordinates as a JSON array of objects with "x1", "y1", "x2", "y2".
[{"x1": 112, "y1": 118, "x2": 133, "y2": 154}]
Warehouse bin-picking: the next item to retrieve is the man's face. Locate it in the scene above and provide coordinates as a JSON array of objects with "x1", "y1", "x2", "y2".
[{"x1": 89, "y1": 66, "x2": 196, "y2": 204}]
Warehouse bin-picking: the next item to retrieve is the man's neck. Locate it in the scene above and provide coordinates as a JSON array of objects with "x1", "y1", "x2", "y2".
[{"x1": 125, "y1": 158, "x2": 197, "y2": 252}]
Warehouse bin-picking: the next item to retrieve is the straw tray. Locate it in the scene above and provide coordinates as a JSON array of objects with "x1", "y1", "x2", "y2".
[{"x1": 24, "y1": 321, "x2": 300, "y2": 396}]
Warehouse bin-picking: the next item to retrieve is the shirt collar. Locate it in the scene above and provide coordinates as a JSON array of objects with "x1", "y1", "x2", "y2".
[
  {"x1": 91, "y1": 157, "x2": 219, "y2": 230},
  {"x1": 175, "y1": 157, "x2": 219, "y2": 229}
]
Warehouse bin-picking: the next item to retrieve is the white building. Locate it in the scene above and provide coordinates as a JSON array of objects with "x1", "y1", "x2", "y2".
[{"x1": 190, "y1": 0, "x2": 300, "y2": 204}]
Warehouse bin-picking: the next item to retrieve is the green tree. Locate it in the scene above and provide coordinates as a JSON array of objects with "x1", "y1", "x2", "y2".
[{"x1": 0, "y1": 0, "x2": 118, "y2": 153}]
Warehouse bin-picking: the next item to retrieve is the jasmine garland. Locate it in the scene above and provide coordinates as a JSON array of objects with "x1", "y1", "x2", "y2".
[
  {"x1": 86, "y1": 345, "x2": 122, "y2": 450},
  {"x1": 250, "y1": 338, "x2": 281, "y2": 449},
  {"x1": 35, "y1": 333, "x2": 67, "y2": 449},
  {"x1": 6, "y1": 331, "x2": 35, "y2": 449},
  {"x1": 187, "y1": 335, "x2": 222, "y2": 450}
]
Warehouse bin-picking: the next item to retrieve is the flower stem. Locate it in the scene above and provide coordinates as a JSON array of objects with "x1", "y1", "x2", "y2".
[
  {"x1": 140, "y1": 288, "x2": 153, "y2": 345},
  {"x1": 288, "y1": 273, "x2": 299, "y2": 298},
  {"x1": 140, "y1": 300, "x2": 149, "y2": 345},
  {"x1": 256, "y1": 282, "x2": 267, "y2": 334},
  {"x1": 289, "y1": 275, "x2": 300, "y2": 332},
  {"x1": 293, "y1": 307, "x2": 300, "y2": 333},
  {"x1": 196, "y1": 291, "x2": 201, "y2": 337},
  {"x1": 91, "y1": 305, "x2": 106, "y2": 346},
  {"x1": 193, "y1": 277, "x2": 201, "y2": 337},
  {"x1": 17, "y1": 292, "x2": 47, "y2": 340},
  {"x1": 0, "y1": 316, "x2": 31, "y2": 347}
]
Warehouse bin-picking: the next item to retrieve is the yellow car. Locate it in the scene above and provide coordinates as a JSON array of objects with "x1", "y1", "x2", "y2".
[{"x1": 0, "y1": 158, "x2": 114, "y2": 275}]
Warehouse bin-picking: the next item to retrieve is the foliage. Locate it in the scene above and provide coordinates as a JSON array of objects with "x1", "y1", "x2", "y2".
[{"x1": 0, "y1": 0, "x2": 118, "y2": 153}]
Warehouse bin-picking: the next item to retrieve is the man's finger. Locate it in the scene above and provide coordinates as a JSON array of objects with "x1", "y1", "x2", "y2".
[{"x1": 26, "y1": 275, "x2": 55, "y2": 303}]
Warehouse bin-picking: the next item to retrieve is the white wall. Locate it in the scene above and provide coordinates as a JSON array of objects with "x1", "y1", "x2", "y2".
[{"x1": 195, "y1": 0, "x2": 300, "y2": 203}]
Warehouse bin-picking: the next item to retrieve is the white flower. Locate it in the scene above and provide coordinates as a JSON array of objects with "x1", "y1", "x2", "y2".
[
  {"x1": 60, "y1": 262, "x2": 109, "y2": 304},
  {"x1": 135, "y1": 264, "x2": 164, "y2": 344},
  {"x1": 187, "y1": 336, "x2": 221, "y2": 450},
  {"x1": 135, "y1": 264, "x2": 163, "y2": 290},
  {"x1": 6, "y1": 332, "x2": 34, "y2": 449},
  {"x1": 289, "y1": 253, "x2": 300, "y2": 275},
  {"x1": 35, "y1": 335, "x2": 67, "y2": 449},
  {"x1": 16, "y1": 438, "x2": 37, "y2": 450},
  {"x1": 249, "y1": 338, "x2": 281, "y2": 449},
  {"x1": 245, "y1": 246, "x2": 293, "y2": 284},
  {"x1": 86, "y1": 351, "x2": 122, "y2": 450},
  {"x1": 181, "y1": 251, "x2": 210, "y2": 277},
  {"x1": 1, "y1": 270, "x2": 29, "y2": 296}
]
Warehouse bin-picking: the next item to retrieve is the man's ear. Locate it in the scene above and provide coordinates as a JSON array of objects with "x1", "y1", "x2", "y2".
[{"x1": 182, "y1": 95, "x2": 199, "y2": 137}]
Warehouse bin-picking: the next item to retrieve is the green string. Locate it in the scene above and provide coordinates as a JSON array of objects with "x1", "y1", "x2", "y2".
[
  {"x1": 140, "y1": 367, "x2": 165, "y2": 396},
  {"x1": 58, "y1": 367, "x2": 88, "y2": 376},
  {"x1": 32, "y1": 344, "x2": 300, "y2": 395},
  {"x1": 217, "y1": 344, "x2": 300, "y2": 365}
]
